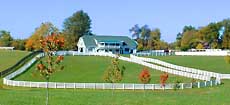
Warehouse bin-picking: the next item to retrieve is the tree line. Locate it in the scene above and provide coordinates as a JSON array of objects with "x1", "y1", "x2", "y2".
[
  {"x1": 174, "y1": 19, "x2": 230, "y2": 51},
  {"x1": 130, "y1": 19, "x2": 230, "y2": 51},
  {"x1": 129, "y1": 24, "x2": 168, "y2": 51},
  {"x1": 1, "y1": 10, "x2": 230, "y2": 51}
]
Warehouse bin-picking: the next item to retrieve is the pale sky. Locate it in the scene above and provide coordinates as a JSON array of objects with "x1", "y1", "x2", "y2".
[{"x1": 0, "y1": 0, "x2": 230, "y2": 42}]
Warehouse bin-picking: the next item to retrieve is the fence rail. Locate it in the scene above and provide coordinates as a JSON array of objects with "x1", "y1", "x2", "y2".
[
  {"x1": 2, "y1": 51, "x2": 222, "y2": 90},
  {"x1": 130, "y1": 55, "x2": 230, "y2": 81},
  {"x1": 0, "y1": 50, "x2": 42, "y2": 77},
  {"x1": 130, "y1": 55, "x2": 222, "y2": 81},
  {"x1": 175, "y1": 51, "x2": 229, "y2": 56},
  {"x1": 3, "y1": 78, "x2": 218, "y2": 90}
]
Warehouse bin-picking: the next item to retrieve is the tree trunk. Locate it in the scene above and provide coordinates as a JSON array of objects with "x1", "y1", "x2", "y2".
[
  {"x1": 46, "y1": 79, "x2": 49, "y2": 105},
  {"x1": 144, "y1": 84, "x2": 146, "y2": 97},
  {"x1": 112, "y1": 83, "x2": 114, "y2": 96}
]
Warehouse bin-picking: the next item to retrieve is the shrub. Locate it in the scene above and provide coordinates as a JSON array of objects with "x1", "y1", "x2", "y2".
[
  {"x1": 191, "y1": 78, "x2": 197, "y2": 88},
  {"x1": 139, "y1": 67, "x2": 151, "y2": 84},
  {"x1": 160, "y1": 72, "x2": 168, "y2": 88},
  {"x1": 224, "y1": 55, "x2": 230, "y2": 64},
  {"x1": 173, "y1": 79, "x2": 182, "y2": 90}
]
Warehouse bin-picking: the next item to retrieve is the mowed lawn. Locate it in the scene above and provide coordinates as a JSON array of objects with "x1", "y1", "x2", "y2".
[
  {"x1": 0, "y1": 50, "x2": 30, "y2": 71},
  {"x1": 0, "y1": 80, "x2": 229, "y2": 105},
  {"x1": 147, "y1": 56, "x2": 230, "y2": 74},
  {"x1": 1, "y1": 55, "x2": 230, "y2": 104},
  {"x1": 14, "y1": 56, "x2": 192, "y2": 83}
]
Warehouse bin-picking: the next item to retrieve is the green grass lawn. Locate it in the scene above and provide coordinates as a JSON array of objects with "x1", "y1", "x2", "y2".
[
  {"x1": 0, "y1": 80, "x2": 229, "y2": 105},
  {"x1": 1, "y1": 55, "x2": 230, "y2": 105},
  {"x1": 147, "y1": 56, "x2": 230, "y2": 74},
  {"x1": 14, "y1": 56, "x2": 192, "y2": 83},
  {"x1": 0, "y1": 50, "x2": 30, "y2": 71}
]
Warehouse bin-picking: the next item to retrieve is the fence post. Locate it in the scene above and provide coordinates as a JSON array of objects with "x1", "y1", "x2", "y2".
[
  {"x1": 133, "y1": 84, "x2": 135, "y2": 91},
  {"x1": 84, "y1": 83, "x2": 86, "y2": 89},
  {"x1": 55, "y1": 83, "x2": 57, "y2": 88},
  {"x1": 190, "y1": 83, "x2": 193, "y2": 88},
  {"x1": 123, "y1": 83, "x2": 125, "y2": 90},
  {"x1": 64, "y1": 83, "x2": 66, "y2": 89},
  {"x1": 204, "y1": 81, "x2": 207, "y2": 87},
  {"x1": 94, "y1": 83, "x2": 96, "y2": 89},
  {"x1": 198, "y1": 82, "x2": 200, "y2": 88},
  {"x1": 181, "y1": 83, "x2": 184, "y2": 89},
  {"x1": 74, "y1": 83, "x2": 76, "y2": 89},
  {"x1": 210, "y1": 80, "x2": 213, "y2": 87}
]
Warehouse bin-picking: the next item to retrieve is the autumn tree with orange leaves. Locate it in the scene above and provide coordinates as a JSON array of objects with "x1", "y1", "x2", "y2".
[
  {"x1": 160, "y1": 72, "x2": 169, "y2": 89},
  {"x1": 25, "y1": 22, "x2": 59, "y2": 51},
  {"x1": 36, "y1": 32, "x2": 64, "y2": 105},
  {"x1": 139, "y1": 67, "x2": 151, "y2": 90}
]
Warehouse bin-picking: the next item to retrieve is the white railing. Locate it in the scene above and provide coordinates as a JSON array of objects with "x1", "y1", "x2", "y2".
[
  {"x1": 220, "y1": 74, "x2": 230, "y2": 79},
  {"x1": 3, "y1": 78, "x2": 218, "y2": 90},
  {"x1": 0, "y1": 47, "x2": 14, "y2": 50},
  {"x1": 130, "y1": 55, "x2": 223, "y2": 82},
  {"x1": 3, "y1": 51, "x2": 221, "y2": 89},
  {"x1": 175, "y1": 51, "x2": 230, "y2": 56}
]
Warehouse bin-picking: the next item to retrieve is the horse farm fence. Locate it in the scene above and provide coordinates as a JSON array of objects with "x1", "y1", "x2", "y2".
[{"x1": 3, "y1": 51, "x2": 221, "y2": 90}]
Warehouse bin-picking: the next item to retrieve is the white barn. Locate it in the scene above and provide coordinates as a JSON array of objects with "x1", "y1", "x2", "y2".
[{"x1": 77, "y1": 35, "x2": 137, "y2": 54}]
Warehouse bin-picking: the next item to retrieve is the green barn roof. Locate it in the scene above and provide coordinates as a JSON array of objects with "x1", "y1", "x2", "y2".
[{"x1": 81, "y1": 35, "x2": 137, "y2": 48}]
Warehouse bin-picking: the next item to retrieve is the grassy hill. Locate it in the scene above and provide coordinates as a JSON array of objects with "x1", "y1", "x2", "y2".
[
  {"x1": 0, "y1": 50, "x2": 30, "y2": 71},
  {"x1": 14, "y1": 56, "x2": 192, "y2": 83},
  {"x1": 1, "y1": 55, "x2": 230, "y2": 105},
  {"x1": 147, "y1": 56, "x2": 230, "y2": 74}
]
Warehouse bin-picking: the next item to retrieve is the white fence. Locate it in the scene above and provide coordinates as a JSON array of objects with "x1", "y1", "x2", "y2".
[
  {"x1": 129, "y1": 55, "x2": 212, "y2": 81},
  {"x1": 175, "y1": 51, "x2": 230, "y2": 56},
  {"x1": 0, "y1": 47, "x2": 14, "y2": 50},
  {"x1": 3, "y1": 51, "x2": 221, "y2": 90},
  {"x1": 130, "y1": 55, "x2": 222, "y2": 81},
  {"x1": 130, "y1": 55, "x2": 230, "y2": 82},
  {"x1": 134, "y1": 50, "x2": 175, "y2": 56},
  {"x1": 3, "y1": 78, "x2": 218, "y2": 90}
]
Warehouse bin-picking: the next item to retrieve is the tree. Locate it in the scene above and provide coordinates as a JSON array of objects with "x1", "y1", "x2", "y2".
[
  {"x1": 129, "y1": 24, "x2": 141, "y2": 39},
  {"x1": 222, "y1": 19, "x2": 230, "y2": 49},
  {"x1": 140, "y1": 25, "x2": 151, "y2": 44},
  {"x1": 174, "y1": 19, "x2": 230, "y2": 50},
  {"x1": 222, "y1": 31, "x2": 230, "y2": 49},
  {"x1": 11, "y1": 39, "x2": 25, "y2": 50},
  {"x1": 175, "y1": 32, "x2": 182, "y2": 49},
  {"x1": 196, "y1": 43, "x2": 204, "y2": 49},
  {"x1": 225, "y1": 55, "x2": 230, "y2": 64},
  {"x1": 147, "y1": 28, "x2": 161, "y2": 50},
  {"x1": 36, "y1": 32, "x2": 65, "y2": 105},
  {"x1": 139, "y1": 67, "x2": 151, "y2": 96},
  {"x1": 180, "y1": 30, "x2": 197, "y2": 51},
  {"x1": 0, "y1": 30, "x2": 13, "y2": 47},
  {"x1": 182, "y1": 25, "x2": 196, "y2": 33},
  {"x1": 63, "y1": 10, "x2": 92, "y2": 50},
  {"x1": 139, "y1": 67, "x2": 151, "y2": 89},
  {"x1": 25, "y1": 22, "x2": 59, "y2": 51},
  {"x1": 160, "y1": 72, "x2": 168, "y2": 89},
  {"x1": 137, "y1": 38, "x2": 144, "y2": 51},
  {"x1": 129, "y1": 24, "x2": 167, "y2": 51},
  {"x1": 104, "y1": 55, "x2": 125, "y2": 95}
]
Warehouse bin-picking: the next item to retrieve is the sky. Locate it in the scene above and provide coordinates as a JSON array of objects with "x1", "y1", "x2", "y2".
[{"x1": 0, "y1": 0, "x2": 230, "y2": 42}]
